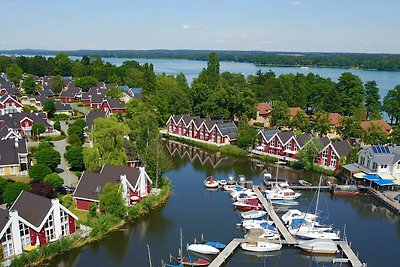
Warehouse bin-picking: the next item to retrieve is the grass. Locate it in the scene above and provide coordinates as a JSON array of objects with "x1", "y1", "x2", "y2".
[
  {"x1": 4, "y1": 176, "x2": 31, "y2": 183},
  {"x1": 68, "y1": 200, "x2": 88, "y2": 223}
]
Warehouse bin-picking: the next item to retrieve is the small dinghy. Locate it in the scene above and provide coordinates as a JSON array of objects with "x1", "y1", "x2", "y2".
[
  {"x1": 240, "y1": 241, "x2": 282, "y2": 252},
  {"x1": 177, "y1": 257, "x2": 210, "y2": 266},
  {"x1": 204, "y1": 176, "x2": 219, "y2": 188},
  {"x1": 218, "y1": 179, "x2": 227, "y2": 187},
  {"x1": 297, "y1": 239, "x2": 339, "y2": 254},
  {"x1": 271, "y1": 200, "x2": 299, "y2": 206},
  {"x1": 241, "y1": 210, "x2": 267, "y2": 219},
  {"x1": 299, "y1": 180, "x2": 312, "y2": 186},
  {"x1": 187, "y1": 244, "x2": 220, "y2": 255}
]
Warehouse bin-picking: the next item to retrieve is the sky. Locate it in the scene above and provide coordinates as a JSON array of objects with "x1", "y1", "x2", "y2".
[{"x1": 2, "y1": 0, "x2": 400, "y2": 53}]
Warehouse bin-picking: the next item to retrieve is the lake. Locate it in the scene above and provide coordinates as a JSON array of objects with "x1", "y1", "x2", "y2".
[{"x1": 47, "y1": 142, "x2": 400, "y2": 267}]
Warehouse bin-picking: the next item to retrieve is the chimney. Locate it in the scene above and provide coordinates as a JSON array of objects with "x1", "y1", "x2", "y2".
[{"x1": 14, "y1": 137, "x2": 19, "y2": 148}]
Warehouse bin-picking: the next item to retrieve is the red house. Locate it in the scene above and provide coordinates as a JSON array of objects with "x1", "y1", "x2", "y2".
[
  {"x1": 73, "y1": 164, "x2": 152, "y2": 211},
  {"x1": 0, "y1": 94, "x2": 23, "y2": 115},
  {"x1": 101, "y1": 99, "x2": 126, "y2": 114},
  {"x1": 166, "y1": 114, "x2": 237, "y2": 145},
  {"x1": 315, "y1": 139, "x2": 352, "y2": 170},
  {"x1": 0, "y1": 191, "x2": 77, "y2": 259},
  {"x1": 59, "y1": 86, "x2": 81, "y2": 103},
  {"x1": 0, "y1": 112, "x2": 53, "y2": 136}
]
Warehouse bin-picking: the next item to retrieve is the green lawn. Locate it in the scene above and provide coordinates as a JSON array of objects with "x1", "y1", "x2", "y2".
[{"x1": 5, "y1": 175, "x2": 31, "y2": 183}]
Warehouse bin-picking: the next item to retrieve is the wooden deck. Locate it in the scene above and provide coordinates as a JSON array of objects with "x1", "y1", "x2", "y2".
[
  {"x1": 335, "y1": 241, "x2": 365, "y2": 267},
  {"x1": 289, "y1": 185, "x2": 330, "y2": 190},
  {"x1": 360, "y1": 186, "x2": 400, "y2": 213},
  {"x1": 208, "y1": 238, "x2": 242, "y2": 267},
  {"x1": 253, "y1": 186, "x2": 298, "y2": 245}
]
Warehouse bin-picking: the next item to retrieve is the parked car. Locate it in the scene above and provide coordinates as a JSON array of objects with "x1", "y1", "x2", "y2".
[
  {"x1": 394, "y1": 194, "x2": 400, "y2": 203},
  {"x1": 57, "y1": 185, "x2": 75, "y2": 194}
]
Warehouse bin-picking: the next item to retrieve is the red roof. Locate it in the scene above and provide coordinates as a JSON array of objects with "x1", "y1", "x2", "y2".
[
  {"x1": 360, "y1": 120, "x2": 392, "y2": 133},
  {"x1": 257, "y1": 103, "x2": 272, "y2": 116},
  {"x1": 328, "y1": 113, "x2": 342, "y2": 128},
  {"x1": 289, "y1": 107, "x2": 302, "y2": 117}
]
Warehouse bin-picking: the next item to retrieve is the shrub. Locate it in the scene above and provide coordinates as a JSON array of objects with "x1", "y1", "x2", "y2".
[
  {"x1": 36, "y1": 148, "x2": 61, "y2": 171},
  {"x1": 54, "y1": 121, "x2": 61, "y2": 131},
  {"x1": 67, "y1": 134, "x2": 81, "y2": 145},
  {"x1": 61, "y1": 195, "x2": 72, "y2": 209},
  {"x1": 0, "y1": 176, "x2": 9, "y2": 195},
  {"x1": 3, "y1": 183, "x2": 31, "y2": 205},
  {"x1": 44, "y1": 173, "x2": 64, "y2": 188},
  {"x1": 220, "y1": 145, "x2": 248, "y2": 157},
  {"x1": 30, "y1": 182, "x2": 56, "y2": 199},
  {"x1": 29, "y1": 164, "x2": 52, "y2": 182}
]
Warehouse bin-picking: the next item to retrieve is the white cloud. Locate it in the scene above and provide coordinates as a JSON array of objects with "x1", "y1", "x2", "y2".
[
  {"x1": 293, "y1": 1, "x2": 301, "y2": 5},
  {"x1": 181, "y1": 25, "x2": 199, "y2": 30}
]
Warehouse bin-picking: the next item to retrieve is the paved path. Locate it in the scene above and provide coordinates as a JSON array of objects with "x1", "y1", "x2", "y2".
[{"x1": 70, "y1": 103, "x2": 90, "y2": 116}]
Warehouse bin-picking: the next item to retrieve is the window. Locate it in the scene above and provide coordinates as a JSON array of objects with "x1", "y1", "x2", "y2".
[
  {"x1": 397, "y1": 164, "x2": 400, "y2": 170},
  {"x1": 330, "y1": 154, "x2": 337, "y2": 167},
  {"x1": 19, "y1": 222, "x2": 31, "y2": 249},
  {"x1": 60, "y1": 210, "x2": 70, "y2": 236},
  {"x1": 1, "y1": 227, "x2": 14, "y2": 258},
  {"x1": 372, "y1": 162, "x2": 378, "y2": 171},
  {"x1": 45, "y1": 214, "x2": 55, "y2": 242},
  {"x1": 360, "y1": 157, "x2": 365, "y2": 166},
  {"x1": 0, "y1": 167, "x2": 4, "y2": 175}
]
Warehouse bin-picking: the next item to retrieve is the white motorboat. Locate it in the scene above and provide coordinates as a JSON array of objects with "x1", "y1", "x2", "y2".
[
  {"x1": 264, "y1": 184, "x2": 301, "y2": 200},
  {"x1": 240, "y1": 241, "x2": 282, "y2": 252},
  {"x1": 271, "y1": 200, "x2": 299, "y2": 206},
  {"x1": 236, "y1": 192, "x2": 258, "y2": 202},
  {"x1": 204, "y1": 176, "x2": 219, "y2": 188},
  {"x1": 288, "y1": 219, "x2": 339, "y2": 240},
  {"x1": 299, "y1": 179, "x2": 312, "y2": 186},
  {"x1": 241, "y1": 210, "x2": 267, "y2": 219},
  {"x1": 223, "y1": 184, "x2": 239, "y2": 192},
  {"x1": 227, "y1": 176, "x2": 236, "y2": 185},
  {"x1": 263, "y1": 172, "x2": 272, "y2": 180},
  {"x1": 218, "y1": 179, "x2": 227, "y2": 187},
  {"x1": 297, "y1": 239, "x2": 339, "y2": 254},
  {"x1": 230, "y1": 188, "x2": 252, "y2": 200},
  {"x1": 187, "y1": 244, "x2": 220, "y2": 255},
  {"x1": 242, "y1": 221, "x2": 277, "y2": 232},
  {"x1": 238, "y1": 175, "x2": 246, "y2": 185},
  {"x1": 281, "y1": 209, "x2": 317, "y2": 225}
]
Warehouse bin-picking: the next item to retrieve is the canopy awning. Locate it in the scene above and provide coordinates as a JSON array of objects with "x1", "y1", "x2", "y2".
[
  {"x1": 374, "y1": 179, "x2": 395, "y2": 186},
  {"x1": 364, "y1": 174, "x2": 381, "y2": 181},
  {"x1": 353, "y1": 172, "x2": 366, "y2": 179}
]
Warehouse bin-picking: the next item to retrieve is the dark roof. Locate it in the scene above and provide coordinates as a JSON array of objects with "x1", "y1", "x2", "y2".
[
  {"x1": 216, "y1": 121, "x2": 237, "y2": 140},
  {"x1": 295, "y1": 133, "x2": 313, "y2": 147},
  {"x1": 1, "y1": 86, "x2": 20, "y2": 96},
  {"x1": 332, "y1": 140, "x2": 352, "y2": 156},
  {"x1": 11, "y1": 191, "x2": 52, "y2": 228},
  {"x1": 60, "y1": 86, "x2": 81, "y2": 98},
  {"x1": 85, "y1": 111, "x2": 106, "y2": 129},
  {"x1": 278, "y1": 131, "x2": 295, "y2": 144},
  {"x1": 81, "y1": 92, "x2": 90, "y2": 100},
  {"x1": 0, "y1": 112, "x2": 51, "y2": 129},
  {"x1": 0, "y1": 94, "x2": 20, "y2": 104},
  {"x1": 105, "y1": 99, "x2": 125, "y2": 109},
  {"x1": 54, "y1": 101, "x2": 72, "y2": 111},
  {"x1": 0, "y1": 208, "x2": 9, "y2": 233},
  {"x1": 37, "y1": 88, "x2": 54, "y2": 98},
  {"x1": 260, "y1": 128, "x2": 279, "y2": 142},
  {"x1": 105, "y1": 83, "x2": 117, "y2": 89},
  {"x1": 73, "y1": 164, "x2": 141, "y2": 201},
  {"x1": 133, "y1": 93, "x2": 143, "y2": 99},
  {"x1": 0, "y1": 138, "x2": 28, "y2": 165},
  {"x1": 90, "y1": 93, "x2": 106, "y2": 104},
  {"x1": 319, "y1": 137, "x2": 331, "y2": 148}
]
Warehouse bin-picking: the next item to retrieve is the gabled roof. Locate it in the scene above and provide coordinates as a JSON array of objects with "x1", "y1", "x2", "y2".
[
  {"x1": 0, "y1": 112, "x2": 51, "y2": 129},
  {"x1": 360, "y1": 120, "x2": 392, "y2": 133},
  {"x1": 90, "y1": 93, "x2": 106, "y2": 104},
  {"x1": 332, "y1": 140, "x2": 352, "y2": 156},
  {"x1": 289, "y1": 107, "x2": 302, "y2": 117},
  {"x1": 358, "y1": 145, "x2": 400, "y2": 165},
  {"x1": 11, "y1": 191, "x2": 53, "y2": 229},
  {"x1": 0, "y1": 137, "x2": 28, "y2": 166},
  {"x1": 60, "y1": 86, "x2": 81, "y2": 98},
  {"x1": 104, "y1": 99, "x2": 126, "y2": 110},
  {"x1": 319, "y1": 137, "x2": 331, "y2": 148},
  {"x1": 0, "y1": 94, "x2": 21, "y2": 106},
  {"x1": 295, "y1": 133, "x2": 313, "y2": 147},
  {"x1": 85, "y1": 111, "x2": 106, "y2": 129},
  {"x1": 54, "y1": 101, "x2": 72, "y2": 111},
  {"x1": 257, "y1": 103, "x2": 273, "y2": 116},
  {"x1": 216, "y1": 121, "x2": 237, "y2": 140},
  {"x1": 0, "y1": 208, "x2": 9, "y2": 234},
  {"x1": 277, "y1": 131, "x2": 295, "y2": 145},
  {"x1": 328, "y1": 113, "x2": 342, "y2": 128},
  {"x1": 37, "y1": 88, "x2": 54, "y2": 98},
  {"x1": 259, "y1": 128, "x2": 279, "y2": 143}
]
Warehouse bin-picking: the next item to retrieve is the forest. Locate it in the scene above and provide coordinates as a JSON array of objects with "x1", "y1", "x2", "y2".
[{"x1": 2, "y1": 49, "x2": 400, "y2": 71}]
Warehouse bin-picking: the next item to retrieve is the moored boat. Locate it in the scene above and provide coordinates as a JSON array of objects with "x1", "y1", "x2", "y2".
[
  {"x1": 331, "y1": 185, "x2": 359, "y2": 196},
  {"x1": 240, "y1": 241, "x2": 282, "y2": 252},
  {"x1": 241, "y1": 210, "x2": 267, "y2": 219},
  {"x1": 204, "y1": 176, "x2": 219, "y2": 188},
  {"x1": 218, "y1": 179, "x2": 227, "y2": 187},
  {"x1": 264, "y1": 184, "x2": 301, "y2": 200},
  {"x1": 177, "y1": 258, "x2": 210, "y2": 266},
  {"x1": 271, "y1": 200, "x2": 299, "y2": 206},
  {"x1": 297, "y1": 239, "x2": 339, "y2": 254},
  {"x1": 298, "y1": 179, "x2": 312, "y2": 186},
  {"x1": 281, "y1": 209, "x2": 317, "y2": 225},
  {"x1": 187, "y1": 244, "x2": 220, "y2": 255}
]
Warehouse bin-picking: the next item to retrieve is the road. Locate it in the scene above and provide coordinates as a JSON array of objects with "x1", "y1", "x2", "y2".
[{"x1": 70, "y1": 103, "x2": 90, "y2": 116}]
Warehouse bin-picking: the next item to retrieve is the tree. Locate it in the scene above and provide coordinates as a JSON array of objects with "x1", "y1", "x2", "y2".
[
  {"x1": 291, "y1": 110, "x2": 311, "y2": 133},
  {"x1": 21, "y1": 75, "x2": 37, "y2": 95},
  {"x1": 270, "y1": 101, "x2": 290, "y2": 128},
  {"x1": 74, "y1": 76, "x2": 98, "y2": 91},
  {"x1": 363, "y1": 123, "x2": 388, "y2": 145},
  {"x1": 340, "y1": 116, "x2": 363, "y2": 139},
  {"x1": 206, "y1": 52, "x2": 220, "y2": 89},
  {"x1": 67, "y1": 124, "x2": 84, "y2": 142},
  {"x1": 346, "y1": 147, "x2": 360, "y2": 164},
  {"x1": 83, "y1": 147, "x2": 102, "y2": 172},
  {"x1": 43, "y1": 99, "x2": 56, "y2": 118},
  {"x1": 36, "y1": 148, "x2": 61, "y2": 171},
  {"x1": 236, "y1": 116, "x2": 258, "y2": 149},
  {"x1": 6, "y1": 64, "x2": 23, "y2": 84},
  {"x1": 67, "y1": 134, "x2": 81, "y2": 145},
  {"x1": 28, "y1": 164, "x2": 52, "y2": 182},
  {"x1": 314, "y1": 113, "x2": 331, "y2": 136},
  {"x1": 383, "y1": 85, "x2": 400, "y2": 124},
  {"x1": 32, "y1": 123, "x2": 46, "y2": 137},
  {"x1": 364, "y1": 81, "x2": 381, "y2": 120},
  {"x1": 44, "y1": 173, "x2": 64, "y2": 188},
  {"x1": 297, "y1": 138, "x2": 323, "y2": 170},
  {"x1": 52, "y1": 75, "x2": 64, "y2": 94},
  {"x1": 54, "y1": 121, "x2": 61, "y2": 131},
  {"x1": 0, "y1": 176, "x2": 8, "y2": 195},
  {"x1": 106, "y1": 86, "x2": 123, "y2": 99},
  {"x1": 54, "y1": 53, "x2": 72, "y2": 76},
  {"x1": 391, "y1": 124, "x2": 400, "y2": 145},
  {"x1": 30, "y1": 182, "x2": 56, "y2": 199},
  {"x1": 72, "y1": 119, "x2": 87, "y2": 129},
  {"x1": 336, "y1": 72, "x2": 365, "y2": 115},
  {"x1": 65, "y1": 144, "x2": 84, "y2": 170},
  {"x1": 99, "y1": 183, "x2": 127, "y2": 219},
  {"x1": 3, "y1": 182, "x2": 31, "y2": 205}
]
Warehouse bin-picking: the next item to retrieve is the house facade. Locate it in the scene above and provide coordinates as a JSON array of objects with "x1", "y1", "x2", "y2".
[
  {"x1": 59, "y1": 86, "x2": 81, "y2": 103},
  {"x1": 0, "y1": 136, "x2": 29, "y2": 176},
  {"x1": 101, "y1": 99, "x2": 126, "y2": 114},
  {"x1": 0, "y1": 191, "x2": 77, "y2": 259},
  {"x1": 0, "y1": 95, "x2": 23, "y2": 115},
  {"x1": 250, "y1": 102, "x2": 273, "y2": 127},
  {"x1": 73, "y1": 164, "x2": 152, "y2": 211},
  {"x1": 166, "y1": 114, "x2": 237, "y2": 145},
  {"x1": 0, "y1": 112, "x2": 54, "y2": 136}
]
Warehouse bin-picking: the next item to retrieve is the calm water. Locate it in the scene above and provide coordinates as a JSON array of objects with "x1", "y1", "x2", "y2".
[{"x1": 48, "y1": 142, "x2": 400, "y2": 267}]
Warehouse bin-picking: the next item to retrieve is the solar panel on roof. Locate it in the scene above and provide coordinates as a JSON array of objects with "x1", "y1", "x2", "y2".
[
  {"x1": 376, "y1": 146, "x2": 382, "y2": 153},
  {"x1": 384, "y1": 147, "x2": 390, "y2": 153},
  {"x1": 372, "y1": 146, "x2": 378, "y2": 153}
]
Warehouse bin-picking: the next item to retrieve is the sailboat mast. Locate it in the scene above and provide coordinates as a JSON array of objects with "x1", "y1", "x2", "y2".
[
  {"x1": 315, "y1": 175, "x2": 322, "y2": 217},
  {"x1": 276, "y1": 161, "x2": 279, "y2": 182},
  {"x1": 146, "y1": 244, "x2": 153, "y2": 267},
  {"x1": 179, "y1": 227, "x2": 183, "y2": 258}
]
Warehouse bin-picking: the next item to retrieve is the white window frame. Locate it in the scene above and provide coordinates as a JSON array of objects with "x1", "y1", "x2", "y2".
[
  {"x1": 1, "y1": 227, "x2": 14, "y2": 258},
  {"x1": 19, "y1": 222, "x2": 31, "y2": 249},
  {"x1": 44, "y1": 214, "x2": 55, "y2": 242}
]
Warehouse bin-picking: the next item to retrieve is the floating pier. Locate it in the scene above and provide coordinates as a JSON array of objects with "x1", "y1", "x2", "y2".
[
  {"x1": 289, "y1": 185, "x2": 330, "y2": 190},
  {"x1": 335, "y1": 241, "x2": 365, "y2": 267}
]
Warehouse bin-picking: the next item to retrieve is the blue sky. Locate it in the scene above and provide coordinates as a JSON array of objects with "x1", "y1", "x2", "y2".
[{"x1": 2, "y1": 0, "x2": 400, "y2": 53}]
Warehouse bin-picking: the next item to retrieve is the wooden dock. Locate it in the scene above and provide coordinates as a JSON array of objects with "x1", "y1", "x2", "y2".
[
  {"x1": 253, "y1": 186, "x2": 298, "y2": 245},
  {"x1": 208, "y1": 238, "x2": 242, "y2": 267},
  {"x1": 335, "y1": 241, "x2": 365, "y2": 267},
  {"x1": 360, "y1": 186, "x2": 400, "y2": 213},
  {"x1": 289, "y1": 185, "x2": 330, "y2": 190}
]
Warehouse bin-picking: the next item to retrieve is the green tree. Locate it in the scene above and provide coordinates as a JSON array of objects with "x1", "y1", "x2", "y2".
[
  {"x1": 345, "y1": 147, "x2": 360, "y2": 164},
  {"x1": 314, "y1": 113, "x2": 332, "y2": 136},
  {"x1": 336, "y1": 72, "x2": 365, "y2": 116},
  {"x1": 43, "y1": 99, "x2": 56, "y2": 118},
  {"x1": 73, "y1": 119, "x2": 87, "y2": 129},
  {"x1": 364, "y1": 81, "x2": 382, "y2": 120},
  {"x1": 3, "y1": 182, "x2": 31, "y2": 205},
  {"x1": 28, "y1": 164, "x2": 52, "y2": 182},
  {"x1": 236, "y1": 116, "x2": 258, "y2": 149},
  {"x1": 65, "y1": 144, "x2": 84, "y2": 170},
  {"x1": 6, "y1": 64, "x2": 23, "y2": 84},
  {"x1": 74, "y1": 76, "x2": 98, "y2": 91},
  {"x1": 291, "y1": 109, "x2": 311, "y2": 133},
  {"x1": 363, "y1": 123, "x2": 388, "y2": 145},
  {"x1": 271, "y1": 101, "x2": 290, "y2": 128},
  {"x1": 83, "y1": 147, "x2": 102, "y2": 172},
  {"x1": 52, "y1": 75, "x2": 64, "y2": 94},
  {"x1": 206, "y1": 52, "x2": 220, "y2": 88},
  {"x1": 54, "y1": 121, "x2": 61, "y2": 131},
  {"x1": 99, "y1": 183, "x2": 127, "y2": 219},
  {"x1": 21, "y1": 75, "x2": 37, "y2": 95},
  {"x1": 67, "y1": 134, "x2": 81, "y2": 145},
  {"x1": 67, "y1": 124, "x2": 84, "y2": 142},
  {"x1": 0, "y1": 176, "x2": 8, "y2": 195},
  {"x1": 32, "y1": 123, "x2": 46, "y2": 136},
  {"x1": 72, "y1": 61, "x2": 86, "y2": 78},
  {"x1": 297, "y1": 138, "x2": 323, "y2": 170},
  {"x1": 54, "y1": 53, "x2": 72, "y2": 76},
  {"x1": 36, "y1": 148, "x2": 61, "y2": 171},
  {"x1": 391, "y1": 124, "x2": 400, "y2": 145},
  {"x1": 340, "y1": 116, "x2": 363, "y2": 139},
  {"x1": 383, "y1": 85, "x2": 400, "y2": 124},
  {"x1": 44, "y1": 173, "x2": 64, "y2": 188},
  {"x1": 106, "y1": 86, "x2": 123, "y2": 99}
]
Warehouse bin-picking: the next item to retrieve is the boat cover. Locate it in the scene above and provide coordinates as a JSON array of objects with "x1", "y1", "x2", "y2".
[{"x1": 205, "y1": 241, "x2": 226, "y2": 249}]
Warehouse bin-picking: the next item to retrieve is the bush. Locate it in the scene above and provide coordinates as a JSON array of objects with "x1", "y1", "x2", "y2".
[
  {"x1": 61, "y1": 195, "x2": 72, "y2": 209},
  {"x1": 53, "y1": 114, "x2": 69, "y2": 121},
  {"x1": 3, "y1": 183, "x2": 31, "y2": 205},
  {"x1": 30, "y1": 182, "x2": 56, "y2": 199},
  {"x1": 67, "y1": 134, "x2": 81, "y2": 145},
  {"x1": 0, "y1": 176, "x2": 9, "y2": 195},
  {"x1": 36, "y1": 148, "x2": 61, "y2": 171},
  {"x1": 44, "y1": 173, "x2": 64, "y2": 188},
  {"x1": 220, "y1": 145, "x2": 248, "y2": 156},
  {"x1": 29, "y1": 164, "x2": 52, "y2": 182},
  {"x1": 252, "y1": 122, "x2": 264, "y2": 127},
  {"x1": 54, "y1": 121, "x2": 61, "y2": 131}
]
